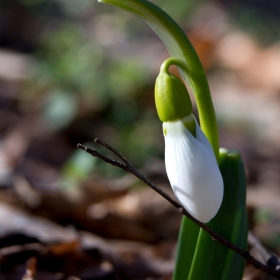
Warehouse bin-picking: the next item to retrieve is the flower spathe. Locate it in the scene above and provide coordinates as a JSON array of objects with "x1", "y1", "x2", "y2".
[{"x1": 163, "y1": 116, "x2": 223, "y2": 223}]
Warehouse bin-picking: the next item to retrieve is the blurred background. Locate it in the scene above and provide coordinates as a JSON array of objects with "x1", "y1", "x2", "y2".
[{"x1": 1, "y1": 0, "x2": 280, "y2": 279}]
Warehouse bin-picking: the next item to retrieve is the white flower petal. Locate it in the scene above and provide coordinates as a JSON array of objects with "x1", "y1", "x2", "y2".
[
  {"x1": 194, "y1": 119, "x2": 214, "y2": 154},
  {"x1": 163, "y1": 119, "x2": 223, "y2": 223}
]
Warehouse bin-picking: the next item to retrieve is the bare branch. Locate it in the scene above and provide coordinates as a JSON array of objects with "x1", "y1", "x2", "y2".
[
  {"x1": 94, "y1": 138, "x2": 130, "y2": 165},
  {"x1": 77, "y1": 141, "x2": 280, "y2": 279}
]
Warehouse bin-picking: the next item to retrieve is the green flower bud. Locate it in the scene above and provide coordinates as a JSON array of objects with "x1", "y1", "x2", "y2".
[{"x1": 155, "y1": 58, "x2": 192, "y2": 122}]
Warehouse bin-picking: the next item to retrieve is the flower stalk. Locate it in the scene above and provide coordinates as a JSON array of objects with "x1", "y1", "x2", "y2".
[{"x1": 98, "y1": 0, "x2": 220, "y2": 162}]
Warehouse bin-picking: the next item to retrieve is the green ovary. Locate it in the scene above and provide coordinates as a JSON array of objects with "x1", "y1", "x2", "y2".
[{"x1": 155, "y1": 60, "x2": 192, "y2": 123}]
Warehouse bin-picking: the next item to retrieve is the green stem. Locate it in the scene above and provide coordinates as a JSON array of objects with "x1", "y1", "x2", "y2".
[
  {"x1": 160, "y1": 57, "x2": 188, "y2": 74},
  {"x1": 98, "y1": 0, "x2": 220, "y2": 162}
]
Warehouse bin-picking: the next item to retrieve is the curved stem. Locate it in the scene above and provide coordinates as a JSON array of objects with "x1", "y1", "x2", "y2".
[
  {"x1": 160, "y1": 57, "x2": 188, "y2": 74},
  {"x1": 98, "y1": 0, "x2": 220, "y2": 162}
]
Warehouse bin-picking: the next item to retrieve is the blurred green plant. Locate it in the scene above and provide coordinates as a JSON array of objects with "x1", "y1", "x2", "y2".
[{"x1": 22, "y1": 8, "x2": 162, "y2": 180}]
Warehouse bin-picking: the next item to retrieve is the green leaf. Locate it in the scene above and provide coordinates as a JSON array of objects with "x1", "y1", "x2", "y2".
[
  {"x1": 186, "y1": 150, "x2": 248, "y2": 280},
  {"x1": 173, "y1": 217, "x2": 200, "y2": 280}
]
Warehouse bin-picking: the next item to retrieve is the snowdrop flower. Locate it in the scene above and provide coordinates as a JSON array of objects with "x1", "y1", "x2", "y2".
[
  {"x1": 155, "y1": 59, "x2": 223, "y2": 223},
  {"x1": 163, "y1": 116, "x2": 223, "y2": 223}
]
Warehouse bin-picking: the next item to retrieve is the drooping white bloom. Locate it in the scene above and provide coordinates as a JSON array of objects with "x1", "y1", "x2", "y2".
[{"x1": 163, "y1": 117, "x2": 223, "y2": 223}]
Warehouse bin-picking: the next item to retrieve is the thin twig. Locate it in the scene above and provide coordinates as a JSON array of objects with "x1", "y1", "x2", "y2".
[
  {"x1": 77, "y1": 143, "x2": 181, "y2": 210},
  {"x1": 77, "y1": 141, "x2": 280, "y2": 279},
  {"x1": 94, "y1": 138, "x2": 130, "y2": 165}
]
